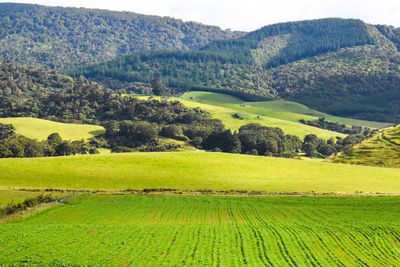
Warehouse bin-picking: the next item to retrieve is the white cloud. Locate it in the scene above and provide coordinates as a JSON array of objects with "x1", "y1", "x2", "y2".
[{"x1": 2, "y1": 0, "x2": 400, "y2": 31}]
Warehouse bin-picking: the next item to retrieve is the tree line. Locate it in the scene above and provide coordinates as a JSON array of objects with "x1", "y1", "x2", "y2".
[{"x1": 299, "y1": 117, "x2": 371, "y2": 135}]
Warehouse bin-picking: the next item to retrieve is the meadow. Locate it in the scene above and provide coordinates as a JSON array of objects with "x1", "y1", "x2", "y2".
[
  {"x1": 180, "y1": 91, "x2": 390, "y2": 129},
  {"x1": 0, "y1": 194, "x2": 399, "y2": 266},
  {"x1": 1, "y1": 152, "x2": 400, "y2": 193},
  {"x1": 0, "y1": 117, "x2": 105, "y2": 141},
  {"x1": 138, "y1": 91, "x2": 389, "y2": 139}
]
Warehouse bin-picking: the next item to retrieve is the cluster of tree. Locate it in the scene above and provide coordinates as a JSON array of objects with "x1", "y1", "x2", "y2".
[
  {"x1": 98, "y1": 117, "x2": 224, "y2": 152},
  {"x1": 189, "y1": 123, "x2": 302, "y2": 157},
  {"x1": 0, "y1": 123, "x2": 98, "y2": 158},
  {"x1": 182, "y1": 122, "x2": 369, "y2": 159},
  {"x1": 0, "y1": 3, "x2": 242, "y2": 70},
  {"x1": 301, "y1": 133, "x2": 371, "y2": 158},
  {"x1": 299, "y1": 118, "x2": 371, "y2": 135}
]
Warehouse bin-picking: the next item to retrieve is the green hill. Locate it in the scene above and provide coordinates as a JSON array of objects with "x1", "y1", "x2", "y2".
[
  {"x1": 0, "y1": 3, "x2": 242, "y2": 70},
  {"x1": 1, "y1": 152, "x2": 400, "y2": 193},
  {"x1": 0, "y1": 117, "x2": 104, "y2": 141},
  {"x1": 74, "y1": 18, "x2": 400, "y2": 122},
  {"x1": 332, "y1": 125, "x2": 400, "y2": 168}
]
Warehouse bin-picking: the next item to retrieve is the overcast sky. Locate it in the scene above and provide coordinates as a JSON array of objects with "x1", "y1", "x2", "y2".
[{"x1": 2, "y1": 0, "x2": 400, "y2": 31}]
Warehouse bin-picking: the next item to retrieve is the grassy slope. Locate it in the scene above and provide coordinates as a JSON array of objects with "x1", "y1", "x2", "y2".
[
  {"x1": 332, "y1": 125, "x2": 400, "y2": 168},
  {"x1": 0, "y1": 194, "x2": 399, "y2": 265},
  {"x1": 181, "y1": 91, "x2": 390, "y2": 128},
  {"x1": 172, "y1": 91, "x2": 389, "y2": 139},
  {"x1": 1, "y1": 152, "x2": 400, "y2": 193},
  {"x1": 0, "y1": 117, "x2": 105, "y2": 141},
  {"x1": 136, "y1": 94, "x2": 343, "y2": 139}
]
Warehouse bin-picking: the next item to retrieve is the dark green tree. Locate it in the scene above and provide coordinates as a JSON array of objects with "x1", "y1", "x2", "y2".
[
  {"x1": 150, "y1": 77, "x2": 166, "y2": 96},
  {"x1": 302, "y1": 143, "x2": 316, "y2": 158}
]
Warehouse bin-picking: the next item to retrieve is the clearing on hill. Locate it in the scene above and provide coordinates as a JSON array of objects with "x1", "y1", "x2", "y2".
[{"x1": 0, "y1": 117, "x2": 105, "y2": 141}]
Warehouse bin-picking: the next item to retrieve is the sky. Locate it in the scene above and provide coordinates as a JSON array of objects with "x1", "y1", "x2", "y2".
[{"x1": 2, "y1": 0, "x2": 400, "y2": 31}]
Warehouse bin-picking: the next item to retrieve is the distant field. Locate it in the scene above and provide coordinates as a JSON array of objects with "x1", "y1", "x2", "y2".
[
  {"x1": 135, "y1": 92, "x2": 390, "y2": 139},
  {"x1": 136, "y1": 94, "x2": 343, "y2": 139},
  {"x1": 333, "y1": 125, "x2": 400, "y2": 168},
  {"x1": 181, "y1": 91, "x2": 390, "y2": 129},
  {"x1": 1, "y1": 152, "x2": 400, "y2": 193},
  {"x1": 0, "y1": 194, "x2": 399, "y2": 265},
  {"x1": 0, "y1": 117, "x2": 105, "y2": 141}
]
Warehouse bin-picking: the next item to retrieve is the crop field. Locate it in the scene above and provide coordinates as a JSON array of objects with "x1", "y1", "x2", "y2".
[
  {"x1": 1, "y1": 152, "x2": 400, "y2": 193},
  {"x1": 0, "y1": 194, "x2": 399, "y2": 266},
  {"x1": 0, "y1": 117, "x2": 105, "y2": 141}
]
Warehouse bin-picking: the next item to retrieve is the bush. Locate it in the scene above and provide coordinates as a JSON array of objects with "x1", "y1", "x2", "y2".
[
  {"x1": 89, "y1": 147, "x2": 100, "y2": 154},
  {"x1": 160, "y1": 125, "x2": 184, "y2": 139}
]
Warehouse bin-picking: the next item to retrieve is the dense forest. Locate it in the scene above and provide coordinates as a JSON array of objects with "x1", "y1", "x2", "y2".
[{"x1": 0, "y1": 3, "x2": 242, "y2": 69}]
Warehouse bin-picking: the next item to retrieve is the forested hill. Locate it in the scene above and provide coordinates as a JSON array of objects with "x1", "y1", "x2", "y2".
[
  {"x1": 0, "y1": 3, "x2": 243, "y2": 69},
  {"x1": 73, "y1": 18, "x2": 400, "y2": 122}
]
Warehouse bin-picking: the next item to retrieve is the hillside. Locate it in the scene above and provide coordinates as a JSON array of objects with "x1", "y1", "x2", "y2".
[
  {"x1": 0, "y1": 3, "x2": 242, "y2": 69},
  {"x1": 1, "y1": 152, "x2": 400, "y2": 193},
  {"x1": 180, "y1": 91, "x2": 389, "y2": 129},
  {"x1": 0, "y1": 117, "x2": 104, "y2": 140},
  {"x1": 332, "y1": 125, "x2": 400, "y2": 168},
  {"x1": 74, "y1": 18, "x2": 400, "y2": 122}
]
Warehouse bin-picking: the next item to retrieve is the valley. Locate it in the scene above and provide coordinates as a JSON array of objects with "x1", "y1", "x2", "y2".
[{"x1": 1, "y1": 2, "x2": 400, "y2": 266}]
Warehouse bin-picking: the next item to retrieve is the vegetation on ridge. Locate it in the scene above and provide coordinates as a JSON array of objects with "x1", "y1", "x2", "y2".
[{"x1": 0, "y1": 3, "x2": 242, "y2": 69}]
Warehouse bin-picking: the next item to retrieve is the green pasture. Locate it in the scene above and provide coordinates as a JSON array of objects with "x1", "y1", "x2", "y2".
[
  {"x1": 181, "y1": 91, "x2": 390, "y2": 129},
  {"x1": 0, "y1": 194, "x2": 399, "y2": 265},
  {"x1": 0, "y1": 117, "x2": 105, "y2": 141},
  {"x1": 1, "y1": 152, "x2": 400, "y2": 193}
]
